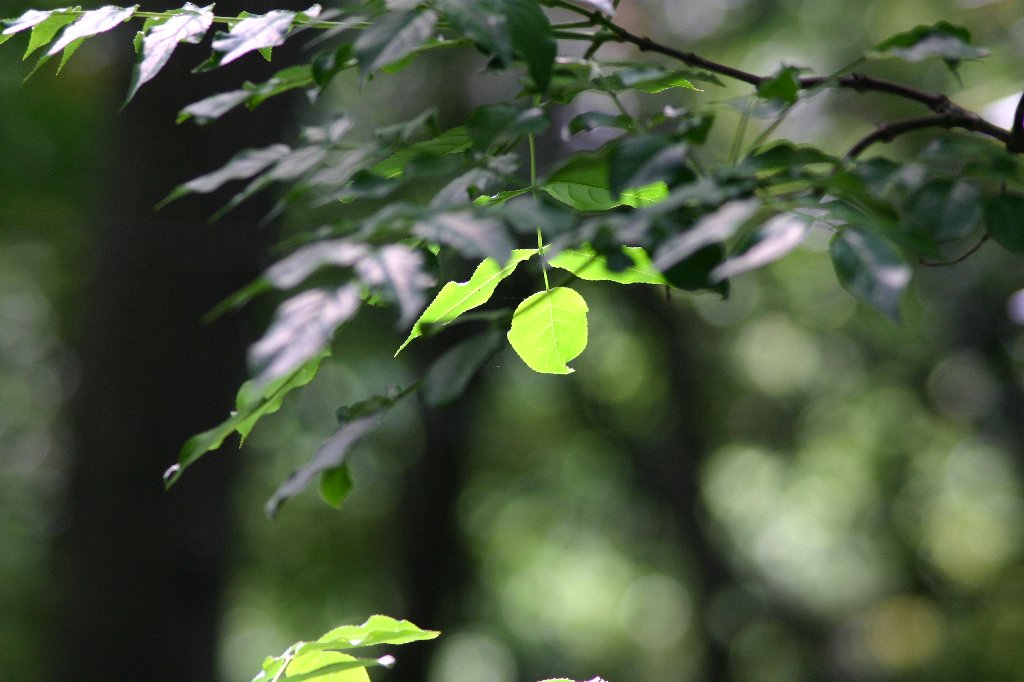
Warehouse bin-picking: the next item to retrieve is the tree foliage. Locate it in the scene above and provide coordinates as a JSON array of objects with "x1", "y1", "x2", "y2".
[{"x1": 3, "y1": 0, "x2": 1023, "y2": 678}]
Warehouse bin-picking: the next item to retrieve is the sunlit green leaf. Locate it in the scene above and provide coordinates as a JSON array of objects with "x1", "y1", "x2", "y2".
[
  {"x1": 315, "y1": 615, "x2": 441, "y2": 648},
  {"x1": 318, "y1": 465, "x2": 354, "y2": 510},
  {"x1": 830, "y1": 227, "x2": 910, "y2": 322},
  {"x1": 397, "y1": 249, "x2": 537, "y2": 353},
  {"x1": 549, "y1": 245, "x2": 667, "y2": 285},
  {"x1": 541, "y1": 152, "x2": 667, "y2": 211},
  {"x1": 507, "y1": 287, "x2": 589, "y2": 375},
  {"x1": 1, "y1": 7, "x2": 79, "y2": 57}
]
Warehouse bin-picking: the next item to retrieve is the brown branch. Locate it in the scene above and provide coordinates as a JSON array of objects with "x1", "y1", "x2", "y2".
[
  {"x1": 551, "y1": 2, "x2": 1015, "y2": 150},
  {"x1": 845, "y1": 114, "x2": 1011, "y2": 159}
]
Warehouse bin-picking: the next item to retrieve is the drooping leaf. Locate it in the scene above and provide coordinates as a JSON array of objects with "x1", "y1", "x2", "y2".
[
  {"x1": 566, "y1": 111, "x2": 633, "y2": 136},
  {"x1": 541, "y1": 152, "x2": 667, "y2": 211},
  {"x1": 397, "y1": 249, "x2": 537, "y2": 353},
  {"x1": 165, "y1": 351, "x2": 327, "y2": 488},
  {"x1": 412, "y1": 210, "x2": 513, "y2": 262},
  {"x1": 985, "y1": 194, "x2": 1024, "y2": 254},
  {"x1": 830, "y1": 227, "x2": 910, "y2": 322},
  {"x1": 1, "y1": 8, "x2": 78, "y2": 56},
  {"x1": 371, "y1": 126, "x2": 473, "y2": 179},
  {"x1": 354, "y1": 8, "x2": 437, "y2": 76},
  {"x1": 904, "y1": 177, "x2": 982, "y2": 243},
  {"x1": 437, "y1": 0, "x2": 555, "y2": 92},
  {"x1": 710, "y1": 213, "x2": 810, "y2": 280},
  {"x1": 609, "y1": 135, "x2": 689, "y2": 198},
  {"x1": 419, "y1": 329, "x2": 504, "y2": 406},
  {"x1": 756, "y1": 65, "x2": 801, "y2": 105},
  {"x1": 176, "y1": 89, "x2": 251, "y2": 124},
  {"x1": 870, "y1": 21, "x2": 988, "y2": 69},
  {"x1": 507, "y1": 287, "x2": 589, "y2": 375},
  {"x1": 126, "y1": 3, "x2": 213, "y2": 104},
  {"x1": 157, "y1": 144, "x2": 291, "y2": 207},
  {"x1": 266, "y1": 239, "x2": 369, "y2": 289},
  {"x1": 266, "y1": 386, "x2": 415, "y2": 517},
  {"x1": 249, "y1": 284, "x2": 361, "y2": 389},
  {"x1": 466, "y1": 104, "x2": 549, "y2": 151},
  {"x1": 209, "y1": 6, "x2": 319, "y2": 67},
  {"x1": 46, "y1": 5, "x2": 136, "y2": 57},
  {"x1": 549, "y1": 245, "x2": 667, "y2": 285},
  {"x1": 318, "y1": 465, "x2": 354, "y2": 509},
  {"x1": 314, "y1": 615, "x2": 440, "y2": 649},
  {"x1": 653, "y1": 198, "x2": 761, "y2": 271},
  {"x1": 353, "y1": 244, "x2": 434, "y2": 327},
  {"x1": 429, "y1": 158, "x2": 513, "y2": 207}
]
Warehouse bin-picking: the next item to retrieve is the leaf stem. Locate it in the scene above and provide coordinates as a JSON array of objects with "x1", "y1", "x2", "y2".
[{"x1": 529, "y1": 95, "x2": 550, "y2": 292}]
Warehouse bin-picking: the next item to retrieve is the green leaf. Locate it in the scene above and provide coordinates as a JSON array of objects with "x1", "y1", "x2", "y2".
[
  {"x1": 419, "y1": 329, "x2": 504, "y2": 406},
  {"x1": 412, "y1": 210, "x2": 513, "y2": 262},
  {"x1": 549, "y1": 245, "x2": 667, "y2": 285},
  {"x1": 985, "y1": 194, "x2": 1024, "y2": 254},
  {"x1": 662, "y1": 244, "x2": 729, "y2": 296},
  {"x1": 371, "y1": 126, "x2": 472, "y2": 179},
  {"x1": 126, "y1": 3, "x2": 212, "y2": 104},
  {"x1": 437, "y1": 0, "x2": 555, "y2": 92},
  {"x1": 354, "y1": 8, "x2": 437, "y2": 76},
  {"x1": 541, "y1": 152, "x2": 667, "y2": 211},
  {"x1": 157, "y1": 144, "x2": 291, "y2": 206},
  {"x1": 1, "y1": 8, "x2": 79, "y2": 57},
  {"x1": 165, "y1": 351, "x2": 327, "y2": 488},
  {"x1": 250, "y1": 285, "x2": 361, "y2": 389},
  {"x1": 46, "y1": 5, "x2": 135, "y2": 57},
  {"x1": 710, "y1": 213, "x2": 810, "y2": 280},
  {"x1": 830, "y1": 227, "x2": 910, "y2": 322},
  {"x1": 397, "y1": 249, "x2": 537, "y2": 354},
  {"x1": 208, "y1": 6, "x2": 318, "y2": 67},
  {"x1": 566, "y1": 111, "x2": 633, "y2": 136},
  {"x1": 904, "y1": 178, "x2": 982, "y2": 242},
  {"x1": 318, "y1": 465, "x2": 354, "y2": 509},
  {"x1": 176, "y1": 89, "x2": 251, "y2": 125},
  {"x1": 870, "y1": 21, "x2": 988, "y2": 69},
  {"x1": 742, "y1": 142, "x2": 839, "y2": 172},
  {"x1": 315, "y1": 615, "x2": 440, "y2": 649},
  {"x1": 609, "y1": 135, "x2": 689, "y2": 198},
  {"x1": 653, "y1": 198, "x2": 761, "y2": 271},
  {"x1": 611, "y1": 65, "x2": 698, "y2": 93},
  {"x1": 353, "y1": 245, "x2": 434, "y2": 327},
  {"x1": 266, "y1": 387, "x2": 415, "y2": 517},
  {"x1": 283, "y1": 651, "x2": 372, "y2": 681},
  {"x1": 507, "y1": 287, "x2": 589, "y2": 375},
  {"x1": 266, "y1": 239, "x2": 370, "y2": 289},
  {"x1": 756, "y1": 65, "x2": 801, "y2": 104},
  {"x1": 467, "y1": 104, "x2": 549, "y2": 151}
]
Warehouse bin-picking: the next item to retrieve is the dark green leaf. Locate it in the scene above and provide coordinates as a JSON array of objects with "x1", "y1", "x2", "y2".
[
  {"x1": 609, "y1": 135, "x2": 689, "y2": 198},
  {"x1": 871, "y1": 21, "x2": 988, "y2": 69},
  {"x1": 662, "y1": 244, "x2": 729, "y2": 296},
  {"x1": 419, "y1": 329, "x2": 504, "y2": 406},
  {"x1": 830, "y1": 227, "x2": 910, "y2": 322},
  {"x1": 904, "y1": 178, "x2": 982, "y2": 242},
  {"x1": 467, "y1": 104, "x2": 548, "y2": 151},
  {"x1": 437, "y1": 0, "x2": 555, "y2": 92},
  {"x1": 566, "y1": 111, "x2": 633, "y2": 136},
  {"x1": 354, "y1": 8, "x2": 437, "y2": 76},
  {"x1": 756, "y1": 65, "x2": 801, "y2": 104},
  {"x1": 743, "y1": 142, "x2": 839, "y2": 172},
  {"x1": 371, "y1": 126, "x2": 472, "y2": 179},
  {"x1": 653, "y1": 199, "x2": 761, "y2": 270},
  {"x1": 985, "y1": 194, "x2": 1024, "y2": 254}
]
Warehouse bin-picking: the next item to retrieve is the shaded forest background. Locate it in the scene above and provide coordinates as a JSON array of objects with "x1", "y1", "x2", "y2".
[{"x1": 2, "y1": 0, "x2": 1024, "y2": 680}]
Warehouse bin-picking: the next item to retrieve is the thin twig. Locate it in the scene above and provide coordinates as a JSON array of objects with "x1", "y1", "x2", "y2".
[
  {"x1": 844, "y1": 115, "x2": 1011, "y2": 159},
  {"x1": 920, "y1": 233, "x2": 990, "y2": 267}
]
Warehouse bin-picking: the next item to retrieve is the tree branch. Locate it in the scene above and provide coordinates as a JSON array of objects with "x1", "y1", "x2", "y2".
[
  {"x1": 1009, "y1": 88, "x2": 1024, "y2": 153},
  {"x1": 844, "y1": 114, "x2": 1011, "y2": 159}
]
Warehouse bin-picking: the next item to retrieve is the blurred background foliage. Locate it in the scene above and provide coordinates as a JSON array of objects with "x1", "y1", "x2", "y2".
[{"x1": 2, "y1": 0, "x2": 1024, "y2": 680}]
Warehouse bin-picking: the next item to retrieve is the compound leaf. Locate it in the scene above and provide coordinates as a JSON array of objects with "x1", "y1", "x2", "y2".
[{"x1": 126, "y1": 3, "x2": 212, "y2": 104}]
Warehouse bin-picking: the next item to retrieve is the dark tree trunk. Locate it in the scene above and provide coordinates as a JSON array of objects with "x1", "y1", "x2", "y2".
[{"x1": 53, "y1": 8, "x2": 294, "y2": 680}]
